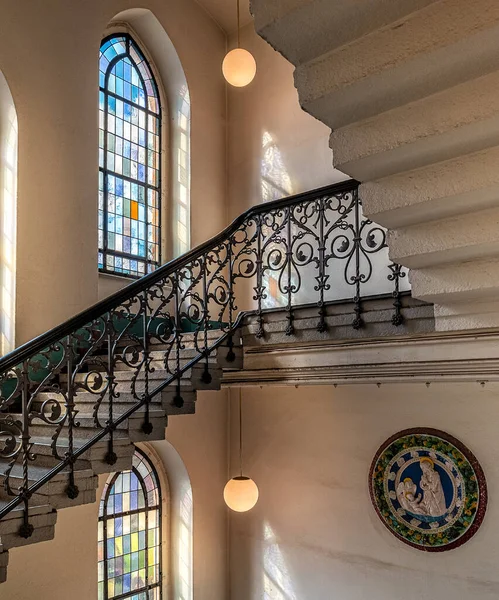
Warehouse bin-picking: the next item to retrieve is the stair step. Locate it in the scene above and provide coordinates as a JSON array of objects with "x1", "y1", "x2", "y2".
[
  {"x1": 387, "y1": 206, "x2": 499, "y2": 269},
  {"x1": 113, "y1": 350, "x2": 219, "y2": 371},
  {"x1": 294, "y1": 5, "x2": 499, "y2": 131},
  {"x1": 332, "y1": 69, "x2": 499, "y2": 180},
  {"x1": 252, "y1": 0, "x2": 434, "y2": 66},
  {"x1": 0, "y1": 549, "x2": 7, "y2": 584},
  {"x1": 58, "y1": 362, "x2": 220, "y2": 391},
  {"x1": 360, "y1": 145, "x2": 499, "y2": 229},
  {"x1": 28, "y1": 436, "x2": 135, "y2": 475},
  {"x1": 410, "y1": 257, "x2": 499, "y2": 304},
  {"x1": 0, "y1": 500, "x2": 57, "y2": 551},
  {"x1": 146, "y1": 329, "x2": 223, "y2": 351},
  {"x1": 0, "y1": 462, "x2": 97, "y2": 510},
  {"x1": 14, "y1": 409, "x2": 167, "y2": 442},
  {"x1": 216, "y1": 344, "x2": 244, "y2": 370}
]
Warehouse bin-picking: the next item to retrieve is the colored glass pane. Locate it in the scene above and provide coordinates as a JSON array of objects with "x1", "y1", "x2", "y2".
[
  {"x1": 98, "y1": 449, "x2": 162, "y2": 600},
  {"x1": 99, "y1": 34, "x2": 161, "y2": 277}
]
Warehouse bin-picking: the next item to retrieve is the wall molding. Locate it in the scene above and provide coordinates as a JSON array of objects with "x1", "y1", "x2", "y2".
[{"x1": 224, "y1": 329, "x2": 499, "y2": 385}]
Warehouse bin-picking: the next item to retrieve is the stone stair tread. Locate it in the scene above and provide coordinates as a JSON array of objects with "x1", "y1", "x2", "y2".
[
  {"x1": 0, "y1": 460, "x2": 94, "y2": 483},
  {"x1": 0, "y1": 498, "x2": 52, "y2": 520}
]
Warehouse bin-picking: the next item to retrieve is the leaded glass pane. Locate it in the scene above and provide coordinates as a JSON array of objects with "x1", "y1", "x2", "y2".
[
  {"x1": 99, "y1": 34, "x2": 161, "y2": 277},
  {"x1": 98, "y1": 449, "x2": 162, "y2": 600}
]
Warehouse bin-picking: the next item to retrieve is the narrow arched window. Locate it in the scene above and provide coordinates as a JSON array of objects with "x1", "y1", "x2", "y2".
[
  {"x1": 99, "y1": 34, "x2": 161, "y2": 277},
  {"x1": 98, "y1": 449, "x2": 162, "y2": 600}
]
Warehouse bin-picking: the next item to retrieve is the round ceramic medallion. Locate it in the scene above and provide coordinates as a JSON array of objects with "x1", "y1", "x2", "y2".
[{"x1": 369, "y1": 428, "x2": 487, "y2": 551}]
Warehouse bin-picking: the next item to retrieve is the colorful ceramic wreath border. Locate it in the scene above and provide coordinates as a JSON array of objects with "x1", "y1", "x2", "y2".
[{"x1": 369, "y1": 428, "x2": 487, "y2": 552}]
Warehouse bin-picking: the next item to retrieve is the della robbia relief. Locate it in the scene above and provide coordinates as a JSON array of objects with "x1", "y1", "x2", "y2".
[{"x1": 369, "y1": 428, "x2": 487, "y2": 551}]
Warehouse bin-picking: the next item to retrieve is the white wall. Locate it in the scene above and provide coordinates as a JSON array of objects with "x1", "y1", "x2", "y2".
[
  {"x1": 227, "y1": 23, "x2": 346, "y2": 220},
  {"x1": 0, "y1": 0, "x2": 227, "y2": 344},
  {"x1": 229, "y1": 384, "x2": 499, "y2": 600},
  {"x1": 1, "y1": 390, "x2": 229, "y2": 600}
]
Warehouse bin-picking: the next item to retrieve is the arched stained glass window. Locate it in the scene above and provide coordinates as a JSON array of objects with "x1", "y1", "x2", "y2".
[
  {"x1": 98, "y1": 449, "x2": 162, "y2": 600},
  {"x1": 99, "y1": 34, "x2": 162, "y2": 277}
]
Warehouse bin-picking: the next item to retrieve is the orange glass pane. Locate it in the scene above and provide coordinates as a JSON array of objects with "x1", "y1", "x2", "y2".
[{"x1": 131, "y1": 201, "x2": 138, "y2": 220}]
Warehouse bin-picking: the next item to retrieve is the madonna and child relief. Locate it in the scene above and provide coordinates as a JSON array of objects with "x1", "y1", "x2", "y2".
[
  {"x1": 397, "y1": 457, "x2": 446, "y2": 517},
  {"x1": 369, "y1": 428, "x2": 487, "y2": 551}
]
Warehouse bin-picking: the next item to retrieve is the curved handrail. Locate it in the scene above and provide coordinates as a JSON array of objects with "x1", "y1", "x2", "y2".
[
  {"x1": 0, "y1": 180, "x2": 358, "y2": 373},
  {"x1": 0, "y1": 177, "x2": 410, "y2": 528}
]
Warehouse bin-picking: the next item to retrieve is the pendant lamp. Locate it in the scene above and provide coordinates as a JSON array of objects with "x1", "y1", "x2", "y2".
[
  {"x1": 222, "y1": 0, "x2": 257, "y2": 87},
  {"x1": 224, "y1": 389, "x2": 259, "y2": 512}
]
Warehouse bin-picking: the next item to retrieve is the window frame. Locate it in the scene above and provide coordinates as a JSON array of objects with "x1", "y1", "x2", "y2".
[
  {"x1": 99, "y1": 32, "x2": 163, "y2": 279},
  {"x1": 98, "y1": 447, "x2": 163, "y2": 600}
]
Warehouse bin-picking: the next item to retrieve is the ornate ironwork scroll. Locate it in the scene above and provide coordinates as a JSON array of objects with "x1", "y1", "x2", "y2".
[{"x1": 0, "y1": 180, "x2": 408, "y2": 533}]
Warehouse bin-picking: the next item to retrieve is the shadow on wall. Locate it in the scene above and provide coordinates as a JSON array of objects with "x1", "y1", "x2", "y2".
[
  {"x1": 0, "y1": 71, "x2": 17, "y2": 355},
  {"x1": 263, "y1": 523, "x2": 297, "y2": 600}
]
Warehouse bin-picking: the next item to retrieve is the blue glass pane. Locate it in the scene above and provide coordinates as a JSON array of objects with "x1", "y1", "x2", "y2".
[{"x1": 98, "y1": 34, "x2": 161, "y2": 276}]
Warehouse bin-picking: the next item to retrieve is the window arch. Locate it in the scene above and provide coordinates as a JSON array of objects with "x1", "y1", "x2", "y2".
[
  {"x1": 99, "y1": 33, "x2": 162, "y2": 277},
  {"x1": 98, "y1": 448, "x2": 162, "y2": 600}
]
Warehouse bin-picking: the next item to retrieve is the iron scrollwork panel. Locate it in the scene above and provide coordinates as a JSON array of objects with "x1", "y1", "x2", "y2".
[{"x1": 0, "y1": 180, "x2": 409, "y2": 529}]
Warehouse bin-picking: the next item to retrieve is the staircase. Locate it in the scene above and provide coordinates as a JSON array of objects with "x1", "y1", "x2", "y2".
[
  {"x1": 251, "y1": 0, "x2": 499, "y2": 330},
  {"x1": 0, "y1": 180, "x2": 412, "y2": 583}
]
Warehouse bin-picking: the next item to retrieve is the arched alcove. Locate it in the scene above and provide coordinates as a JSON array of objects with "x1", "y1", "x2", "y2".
[
  {"x1": 108, "y1": 8, "x2": 191, "y2": 261},
  {"x1": 0, "y1": 71, "x2": 17, "y2": 354}
]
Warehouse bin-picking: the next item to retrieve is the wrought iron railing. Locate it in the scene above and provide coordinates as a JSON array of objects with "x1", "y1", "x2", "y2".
[{"x1": 0, "y1": 179, "x2": 407, "y2": 532}]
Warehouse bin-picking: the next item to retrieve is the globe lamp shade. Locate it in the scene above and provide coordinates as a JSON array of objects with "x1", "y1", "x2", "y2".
[
  {"x1": 223, "y1": 476, "x2": 259, "y2": 512},
  {"x1": 222, "y1": 48, "x2": 257, "y2": 87}
]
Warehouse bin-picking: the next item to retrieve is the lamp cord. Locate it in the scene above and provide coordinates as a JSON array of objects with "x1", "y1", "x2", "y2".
[
  {"x1": 239, "y1": 387, "x2": 243, "y2": 477},
  {"x1": 237, "y1": 0, "x2": 241, "y2": 48}
]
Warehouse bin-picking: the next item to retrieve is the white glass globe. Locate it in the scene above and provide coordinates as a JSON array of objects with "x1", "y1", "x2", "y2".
[
  {"x1": 223, "y1": 476, "x2": 259, "y2": 512},
  {"x1": 222, "y1": 48, "x2": 257, "y2": 88}
]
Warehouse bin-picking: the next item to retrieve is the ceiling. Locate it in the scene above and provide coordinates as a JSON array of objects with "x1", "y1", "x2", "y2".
[{"x1": 195, "y1": 0, "x2": 253, "y2": 34}]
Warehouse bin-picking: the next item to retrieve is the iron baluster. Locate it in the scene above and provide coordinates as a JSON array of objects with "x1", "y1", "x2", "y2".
[
  {"x1": 173, "y1": 273, "x2": 183, "y2": 408},
  {"x1": 18, "y1": 360, "x2": 33, "y2": 539},
  {"x1": 316, "y1": 196, "x2": 328, "y2": 332},
  {"x1": 105, "y1": 314, "x2": 117, "y2": 465},
  {"x1": 142, "y1": 291, "x2": 153, "y2": 434},
  {"x1": 201, "y1": 254, "x2": 212, "y2": 384},
  {"x1": 226, "y1": 237, "x2": 236, "y2": 363},
  {"x1": 254, "y1": 215, "x2": 265, "y2": 338},
  {"x1": 352, "y1": 188, "x2": 364, "y2": 330},
  {"x1": 389, "y1": 263, "x2": 406, "y2": 326},
  {"x1": 65, "y1": 336, "x2": 79, "y2": 500},
  {"x1": 285, "y1": 206, "x2": 295, "y2": 335}
]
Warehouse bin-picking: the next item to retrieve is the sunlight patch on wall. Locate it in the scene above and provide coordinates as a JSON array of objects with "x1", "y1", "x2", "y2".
[
  {"x1": 263, "y1": 523, "x2": 297, "y2": 600},
  {"x1": 174, "y1": 85, "x2": 191, "y2": 258},
  {"x1": 177, "y1": 485, "x2": 193, "y2": 600},
  {"x1": 0, "y1": 80, "x2": 17, "y2": 355},
  {"x1": 261, "y1": 131, "x2": 293, "y2": 203},
  {"x1": 261, "y1": 132, "x2": 293, "y2": 309}
]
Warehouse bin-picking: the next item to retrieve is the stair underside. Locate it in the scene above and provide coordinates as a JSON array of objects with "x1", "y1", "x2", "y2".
[{"x1": 252, "y1": 0, "x2": 499, "y2": 330}]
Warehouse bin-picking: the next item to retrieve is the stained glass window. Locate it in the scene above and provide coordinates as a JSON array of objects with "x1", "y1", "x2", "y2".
[
  {"x1": 99, "y1": 34, "x2": 161, "y2": 277},
  {"x1": 98, "y1": 449, "x2": 162, "y2": 600}
]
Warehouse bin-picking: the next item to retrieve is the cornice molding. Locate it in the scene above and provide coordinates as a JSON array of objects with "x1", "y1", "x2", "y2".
[{"x1": 224, "y1": 329, "x2": 499, "y2": 385}]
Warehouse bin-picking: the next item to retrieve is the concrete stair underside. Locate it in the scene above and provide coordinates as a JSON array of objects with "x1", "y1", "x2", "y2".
[
  {"x1": 0, "y1": 334, "x2": 242, "y2": 583},
  {"x1": 252, "y1": 0, "x2": 499, "y2": 330}
]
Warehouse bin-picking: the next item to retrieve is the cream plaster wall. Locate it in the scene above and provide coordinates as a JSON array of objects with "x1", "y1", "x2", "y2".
[
  {"x1": 1, "y1": 390, "x2": 229, "y2": 600},
  {"x1": 229, "y1": 384, "x2": 499, "y2": 600},
  {"x1": 227, "y1": 23, "x2": 346, "y2": 220},
  {"x1": 0, "y1": 0, "x2": 227, "y2": 344}
]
